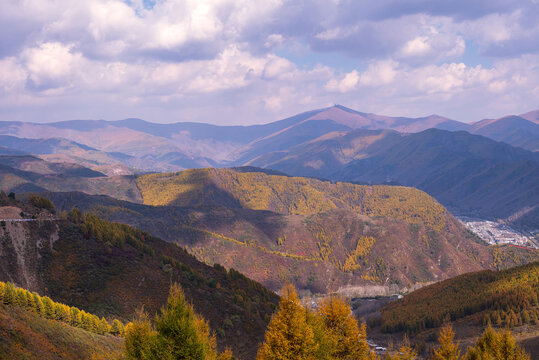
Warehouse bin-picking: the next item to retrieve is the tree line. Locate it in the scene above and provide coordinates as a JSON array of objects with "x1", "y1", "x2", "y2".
[{"x1": 0, "y1": 281, "x2": 125, "y2": 336}]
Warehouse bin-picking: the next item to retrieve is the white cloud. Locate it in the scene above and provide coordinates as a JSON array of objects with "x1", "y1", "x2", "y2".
[
  {"x1": 22, "y1": 42, "x2": 82, "y2": 90},
  {"x1": 325, "y1": 70, "x2": 359, "y2": 93},
  {"x1": 0, "y1": 0, "x2": 536, "y2": 124},
  {"x1": 359, "y1": 60, "x2": 398, "y2": 86},
  {"x1": 0, "y1": 57, "x2": 27, "y2": 93}
]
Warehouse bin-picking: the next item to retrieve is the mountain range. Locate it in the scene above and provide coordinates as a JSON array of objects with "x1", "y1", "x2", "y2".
[
  {"x1": 0, "y1": 106, "x2": 537, "y2": 174},
  {"x1": 249, "y1": 128, "x2": 539, "y2": 230},
  {"x1": 1, "y1": 105, "x2": 537, "y2": 229},
  {"x1": 1, "y1": 106, "x2": 538, "y2": 359}
]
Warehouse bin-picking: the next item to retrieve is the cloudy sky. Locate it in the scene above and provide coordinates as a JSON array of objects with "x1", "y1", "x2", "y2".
[{"x1": 1, "y1": 0, "x2": 538, "y2": 124}]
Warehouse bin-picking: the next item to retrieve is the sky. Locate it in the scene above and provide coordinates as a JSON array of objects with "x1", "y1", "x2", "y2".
[{"x1": 0, "y1": 0, "x2": 538, "y2": 125}]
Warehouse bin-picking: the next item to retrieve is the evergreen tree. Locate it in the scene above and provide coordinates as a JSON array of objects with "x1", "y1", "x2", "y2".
[
  {"x1": 70, "y1": 307, "x2": 81, "y2": 326},
  {"x1": 432, "y1": 324, "x2": 460, "y2": 360},
  {"x1": 256, "y1": 283, "x2": 317, "y2": 360},
  {"x1": 26, "y1": 291, "x2": 36, "y2": 311},
  {"x1": 124, "y1": 284, "x2": 231, "y2": 360},
  {"x1": 153, "y1": 283, "x2": 220, "y2": 360},
  {"x1": 305, "y1": 309, "x2": 335, "y2": 360},
  {"x1": 386, "y1": 337, "x2": 418, "y2": 360},
  {"x1": 33, "y1": 293, "x2": 44, "y2": 315},
  {"x1": 98, "y1": 317, "x2": 110, "y2": 335},
  {"x1": 42, "y1": 296, "x2": 55, "y2": 319},
  {"x1": 317, "y1": 295, "x2": 370, "y2": 360},
  {"x1": 15, "y1": 288, "x2": 28, "y2": 307}
]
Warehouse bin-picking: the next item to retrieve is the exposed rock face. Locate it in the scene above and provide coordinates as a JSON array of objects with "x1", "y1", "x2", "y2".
[{"x1": 0, "y1": 218, "x2": 58, "y2": 291}]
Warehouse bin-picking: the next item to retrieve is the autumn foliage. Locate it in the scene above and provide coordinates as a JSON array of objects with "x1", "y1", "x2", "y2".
[
  {"x1": 256, "y1": 284, "x2": 374, "y2": 360},
  {"x1": 0, "y1": 281, "x2": 124, "y2": 336},
  {"x1": 381, "y1": 262, "x2": 539, "y2": 333}
]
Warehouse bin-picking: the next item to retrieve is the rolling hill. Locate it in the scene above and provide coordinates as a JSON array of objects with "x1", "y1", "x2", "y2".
[
  {"x1": 0, "y1": 155, "x2": 141, "y2": 202},
  {"x1": 249, "y1": 129, "x2": 539, "y2": 230},
  {"x1": 0, "y1": 195, "x2": 279, "y2": 360},
  {"x1": 43, "y1": 167, "x2": 538, "y2": 297},
  {"x1": 379, "y1": 261, "x2": 539, "y2": 333},
  {"x1": 470, "y1": 115, "x2": 539, "y2": 152}
]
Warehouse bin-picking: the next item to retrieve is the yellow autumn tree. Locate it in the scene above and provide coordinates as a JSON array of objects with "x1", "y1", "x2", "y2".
[
  {"x1": 256, "y1": 284, "x2": 317, "y2": 360},
  {"x1": 317, "y1": 295, "x2": 371, "y2": 360},
  {"x1": 386, "y1": 336, "x2": 418, "y2": 360},
  {"x1": 432, "y1": 324, "x2": 461, "y2": 360},
  {"x1": 463, "y1": 326, "x2": 529, "y2": 360}
]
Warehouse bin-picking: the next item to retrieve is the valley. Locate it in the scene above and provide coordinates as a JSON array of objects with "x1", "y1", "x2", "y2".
[
  {"x1": 0, "y1": 107, "x2": 538, "y2": 359},
  {"x1": 3, "y1": 2, "x2": 539, "y2": 358}
]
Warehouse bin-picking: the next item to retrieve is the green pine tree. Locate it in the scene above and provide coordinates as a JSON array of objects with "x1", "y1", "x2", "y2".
[
  {"x1": 153, "y1": 283, "x2": 220, "y2": 360},
  {"x1": 124, "y1": 312, "x2": 157, "y2": 360}
]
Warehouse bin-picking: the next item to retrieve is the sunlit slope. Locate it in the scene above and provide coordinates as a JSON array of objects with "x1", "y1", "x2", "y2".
[
  {"x1": 46, "y1": 168, "x2": 537, "y2": 294},
  {"x1": 380, "y1": 262, "x2": 539, "y2": 333},
  {"x1": 136, "y1": 167, "x2": 448, "y2": 230},
  {"x1": 0, "y1": 304, "x2": 122, "y2": 360}
]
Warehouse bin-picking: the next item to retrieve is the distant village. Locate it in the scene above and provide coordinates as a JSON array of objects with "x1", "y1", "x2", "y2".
[{"x1": 458, "y1": 217, "x2": 538, "y2": 249}]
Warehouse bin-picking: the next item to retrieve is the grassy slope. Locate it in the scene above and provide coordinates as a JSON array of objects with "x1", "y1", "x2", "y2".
[{"x1": 0, "y1": 304, "x2": 122, "y2": 360}]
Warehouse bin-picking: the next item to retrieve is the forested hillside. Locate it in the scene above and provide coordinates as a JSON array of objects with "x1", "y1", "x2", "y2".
[
  {"x1": 249, "y1": 128, "x2": 539, "y2": 230},
  {"x1": 136, "y1": 167, "x2": 449, "y2": 230},
  {"x1": 0, "y1": 195, "x2": 279, "y2": 360},
  {"x1": 380, "y1": 262, "x2": 539, "y2": 334},
  {"x1": 48, "y1": 171, "x2": 539, "y2": 296}
]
